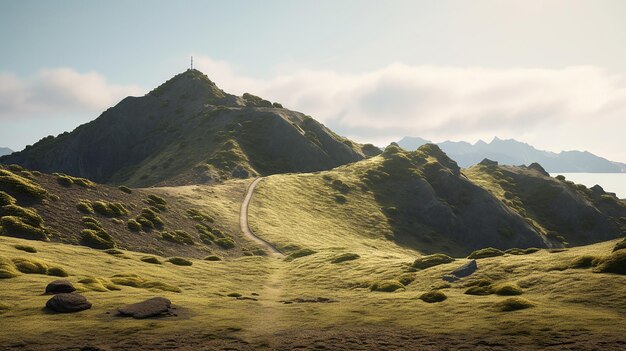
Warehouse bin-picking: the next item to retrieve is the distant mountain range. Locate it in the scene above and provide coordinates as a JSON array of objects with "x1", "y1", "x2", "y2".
[
  {"x1": 397, "y1": 137, "x2": 626, "y2": 173},
  {"x1": 0, "y1": 147, "x2": 12, "y2": 157}
]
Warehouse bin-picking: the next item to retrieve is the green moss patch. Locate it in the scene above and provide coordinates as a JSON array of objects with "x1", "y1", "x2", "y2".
[
  {"x1": 569, "y1": 255, "x2": 599, "y2": 269},
  {"x1": 161, "y1": 230, "x2": 194, "y2": 245},
  {"x1": 0, "y1": 216, "x2": 48, "y2": 241},
  {"x1": 92, "y1": 201, "x2": 129, "y2": 217},
  {"x1": 0, "y1": 169, "x2": 48, "y2": 199},
  {"x1": 47, "y1": 266, "x2": 69, "y2": 277},
  {"x1": 613, "y1": 238, "x2": 626, "y2": 252},
  {"x1": 495, "y1": 297, "x2": 535, "y2": 312},
  {"x1": 419, "y1": 290, "x2": 447, "y2": 303},
  {"x1": 118, "y1": 185, "x2": 132, "y2": 194},
  {"x1": 397, "y1": 273, "x2": 416, "y2": 286},
  {"x1": 204, "y1": 255, "x2": 222, "y2": 261},
  {"x1": 167, "y1": 257, "x2": 193, "y2": 266},
  {"x1": 215, "y1": 237, "x2": 235, "y2": 249},
  {"x1": 0, "y1": 257, "x2": 20, "y2": 279},
  {"x1": 12, "y1": 257, "x2": 48, "y2": 274},
  {"x1": 370, "y1": 280, "x2": 405, "y2": 292},
  {"x1": 80, "y1": 229, "x2": 116, "y2": 250},
  {"x1": 78, "y1": 277, "x2": 120, "y2": 292},
  {"x1": 76, "y1": 200, "x2": 94, "y2": 214},
  {"x1": 146, "y1": 194, "x2": 167, "y2": 211},
  {"x1": 0, "y1": 191, "x2": 17, "y2": 206},
  {"x1": 110, "y1": 273, "x2": 181, "y2": 293},
  {"x1": 492, "y1": 283, "x2": 523, "y2": 296},
  {"x1": 54, "y1": 173, "x2": 95, "y2": 188},
  {"x1": 411, "y1": 253, "x2": 455, "y2": 270},
  {"x1": 505, "y1": 248, "x2": 540, "y2": 255},
  {"x1": 465, "y1": 286, "x2": 493, "y2": 296},
  {"x1": 331, "y1": 253, "x2": 360, "y2": 264},
  {"x1": 468, "y1": 247, "x2": 505, "y2": 259},
  {"x1": 127, "y1": 219, "x2": 142, "y2": 232},
  {"x1": 285, "y1": 248, "x2": 316, "y2": 261},
  {"x1": 14, "y1": 244, "x2": 37, "y2": 253}
]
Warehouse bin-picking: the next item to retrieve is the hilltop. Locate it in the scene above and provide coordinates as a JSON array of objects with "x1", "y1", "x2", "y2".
[
  {"x1": 397, "y1": 136, "x2": 626, "y2": 173},
  {"x1": 0, "y1": 147, "x2": 12, "y2": 157},
  {"x1": 0, "y1": 70, "x2": 378, "y2": 187}
]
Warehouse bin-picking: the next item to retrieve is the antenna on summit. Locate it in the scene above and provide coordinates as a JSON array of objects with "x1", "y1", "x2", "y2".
[{"x1": 190, "y1": 56, "x2": 193, "y2": 70}]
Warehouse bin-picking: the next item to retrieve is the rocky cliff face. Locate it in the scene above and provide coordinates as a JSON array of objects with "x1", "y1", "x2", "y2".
[{"x1": 0, "y1": 70, "x2": 374, "y2": 186}]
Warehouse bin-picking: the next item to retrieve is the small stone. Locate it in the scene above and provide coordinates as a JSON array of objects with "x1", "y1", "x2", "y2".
[
  {"x1": 46, "y1": 293, "x2": 92, "y2": 313},
  {"x1": 45, "y1": 279, "x2": 76, "y2": 294},
  {"x1": 118, "y1": 297, "x2": 172, "y2": 319}
]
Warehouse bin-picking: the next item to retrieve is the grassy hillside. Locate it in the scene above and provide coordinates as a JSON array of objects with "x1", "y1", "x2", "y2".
[
  {"x1": 1, "y1": 234, "x2": 625, "y2": 349},
  {"x1": 0, "y1": 70, "x2": 377, "y2": 187},
  {"x1": 0, "y1": 164, "x2": 258, "y2": 259}
]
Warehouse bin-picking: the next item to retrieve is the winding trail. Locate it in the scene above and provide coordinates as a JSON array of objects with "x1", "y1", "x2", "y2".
[{"x1": 240, "y1": 178, "x2": 284, "y2": 257}]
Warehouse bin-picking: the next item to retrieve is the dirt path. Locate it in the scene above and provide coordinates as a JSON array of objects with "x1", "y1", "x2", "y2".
[{"x1": 240, "y1": 178, "x2": 284, "y2": 257}]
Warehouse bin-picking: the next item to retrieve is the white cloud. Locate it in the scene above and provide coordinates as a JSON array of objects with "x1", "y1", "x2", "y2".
[
  {"x1": 0, "y1": 68, "x2": 143, "y2": 120},
  {"x1": 194, "y1": 56, "x2": 626, "y2": 162}
]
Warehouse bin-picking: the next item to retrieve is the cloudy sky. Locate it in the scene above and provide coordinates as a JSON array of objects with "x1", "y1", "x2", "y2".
[{"x1": 2, "y1": 0, "x2": 626, "y2": 162}]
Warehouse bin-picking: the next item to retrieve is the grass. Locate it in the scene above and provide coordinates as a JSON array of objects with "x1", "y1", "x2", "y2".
[
  {"x1": 0, "y1": 169, "x2": 48, "y2": 199},
  {"x1": 110, "y1": 273, "x2": 181, "y2": 293},
  {"x1": 284, "y1": 248, "x2": 316, "y2": 261},
  {"x1": 0, "y1": 257, "x2": 20, "y2": 278},
  {"x1": 411, "y1": 254, "x2": 455, "y2": 270},
  {"x1": 92, "y1": 201, "x2": 129, "y2": 217},
  {"x1": 0, "y1": 191, "x2": 17, "y2": 206},
  {"x1": 1, "y1": 204, "x2": 44, "y2": 227},
  {"x1": 12, "y1": 257, "x2": 48, "y2": 274},
  {"x1": 76, "y1": 200, "x2": 94, "y2": 214},
  {"x1": 593, "y1": 249, "x2": 626, "y2": 275},
  {"x1": 464, "y1": 286, "x2": 493, "y2": 296},
  {"x1": 569, "y1": 255, "x2": 598, "y2": 269},
  {"x1": 331, "y1": 253, "x2": 360, "y2": 264},
  {"x1": 495, "y1": 297, "x2": 535, "y2": 312},
  {"x1": 505, "y1": 248, "x2": 541, "y2": 255},
  {"x1": 14, "y1": 244, "x2": 37, "y2": 253},
  {"x1": 491, "y1": 283, "x2": 523, "y2": 296},
  {"x1": 161, "y1": 230, "x2": 194, "y2": 245},
  {"x1": 419, "y1": 290, "x2": 447, "y2": 303},
  {"x1": 47, "y1": 266, "x2": 69, "y2": 277},
  {"x1": 0, "y1": 216, "x2": 48, "y2": 241},
  {"x1": 467, "y1": 247, "x2": 505, "y2": 259},
  {"x1": 126, "y1": 219, "x2": 142, "y2": 231},
  {"x1": 54, "y1": 173, "x2": 95, "y2": 188},
  {"x1": 370, "y1": 280, "x2": 404, "y2": 292},
  {"x1": 78, "y1": 277, "x2": 120, "y2": 292},
  {"x1": 614, "y1": 238, "x2": 626, "y2": 252},
  {"x1": 167, "y1": 257, "x2": 193, "y2": 266},
  {"x1": 80, "y1": 229, "x2": 116, "y2": 250}
]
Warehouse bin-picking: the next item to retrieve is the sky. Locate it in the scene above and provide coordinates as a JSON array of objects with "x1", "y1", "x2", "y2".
[{"x1": 1, "y1": 0, "x2": 626, "y2": 162}]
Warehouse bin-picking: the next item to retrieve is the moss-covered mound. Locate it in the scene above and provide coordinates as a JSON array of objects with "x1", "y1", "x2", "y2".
[
  {"x1": 419, "y1": 290, "x2": 447, "y2": 303},
  {"x1": 613, "y1": 238, "x2": 626, "y2": 252},
  {"x1": 14, "y1": 244, "x2": 37, "y2": 253},
  {"x1": 285, "y1": 248, "x2": 316, "y2": 261},
  {"x1": 492, "y1": 283, "x2": 523, "y2": 296},
  {"x1": 468, "y1": 247, "x2": 505, "y2": 259},
  {"x1": 370, "y1": 280, "x2": 405, "y2": 292},
  {"x1": 495, "y1": 297, "x2": 534, "y2": 312},
  {"x1": 167, "y1": 257, "x2": 193, "y2": 266},
  {"x1": 411, "y1": 253, "x2": 455, "y2": 270},
  {"x1": 505, "y1": 248, "x2": 540, "y2": 255},
  {"x1": 140, "y1": 256, "x2": 161, "y2": 264},
  {"x1": 331, "y1": 253, "x2": 360, "y2": 264},
  {"x1": 593, "y1": 249, "x2": 626, "y2": 275},
  {"x1": 110, "y1": 273, "x2": 181, "y2": 293},
  {"x1": 0, "y1": 257, "x2": 20, "y2": 279}
]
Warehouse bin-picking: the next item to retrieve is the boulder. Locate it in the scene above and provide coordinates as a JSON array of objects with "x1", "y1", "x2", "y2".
[
  {"x1": 45, "y1": 279, "x2": 76, "y2": 294},
  {"x1": 527, "y1": 162, "x2": 549, "y2": 176},
  {"x1": 118, "y1": 297, "x2": 172, "y2": 319},
  {"x1": 46, "y1": 293, "x2": 92, "y2": 313},
  {"x1": 478, "y1": 158, "x2": 498, "y2": 167},
  {"x1": 442, "y1": 260, "x2": 478, "y2": 282}
]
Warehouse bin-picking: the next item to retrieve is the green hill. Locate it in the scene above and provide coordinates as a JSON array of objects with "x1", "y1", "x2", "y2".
[{"x1": 0, "y1": 70, "x2": 376, "y2": 187}]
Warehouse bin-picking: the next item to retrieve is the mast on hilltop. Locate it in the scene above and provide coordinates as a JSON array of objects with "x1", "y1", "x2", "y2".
[{"x1": 190, "y1": 56, "x2": 193, "y2": 70}]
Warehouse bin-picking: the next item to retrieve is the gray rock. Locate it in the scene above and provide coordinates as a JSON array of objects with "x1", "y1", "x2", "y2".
[
  {"x1": 46, "y1": 293, "x2": 92, "y2": 313},
  {"x1": 442, "y1": 260, "x2": 478, "y2": 282},
  {"x1": 118, "y1": 297, "x2": 172, "y2": 319},
  {"x1": 45, "y1": 280, "x2": 76, "y2": 294}
]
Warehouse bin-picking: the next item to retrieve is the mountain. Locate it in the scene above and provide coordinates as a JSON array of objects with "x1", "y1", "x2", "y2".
[
  {"x1": 0, "y1": 147, "x2": 12, "y2": 157},
  {"x1": 0, "y1": 70, "x2": 378, "y2": 187},
  {"x1": 248, "y1": 144, "x2": 626, "y2": 256},
  {"x1": 397, "y1": 136, "x2": 626, "y2": 173}
]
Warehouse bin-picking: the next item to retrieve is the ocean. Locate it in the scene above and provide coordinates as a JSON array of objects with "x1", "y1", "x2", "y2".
[{"x1": 550, "y1": 173, "x2": 626, "y2": 199}]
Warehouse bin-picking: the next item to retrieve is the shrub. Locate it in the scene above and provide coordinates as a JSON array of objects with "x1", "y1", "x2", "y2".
[
  {"x1": 492, "y1": 283, "x2": 523, "y2": 296},
  {"x1": 0, "y1": 169, "x2": 48, "y2": 199},
  {"x1": 161, "y1": 230, "x2": 194, "y2": 245},
  {"x1": 215, "y1": 237, "x2": 235, "y2": 249},
  {"x1": 76, "y1": 200, "x2": 94, "y2": 214},
  {"x1": 614, "y1": 238, "x2": 626, "y2": 252},
  {"x1": 284, "y1": 248, "x2": 316, "y2": 261},
  {"x1": 14, "y1": 245, "x2": 37, "y2": 253},
  {"x1": 0, "y1": 205, "x2": 44, "y2": 227},
  {"x1": 167, "y1": 257, "x2": 193, "y2": 266},
  {"x1": 419, "y1": 290, "x2": 447, "y2": 303},
  {"x1": 187, "y1": 208, "x2": 214, "y2": 223},
  {"x1": 468, "y1": 247, "x2": 505, "y2": 259},
  {"x1": 140, "y1": 256, "x2": 161, "y2": 264},
  {"x1": 412, "y1": 253, "x2": 455, "y2": 270},
  {"x1": 136, "y1": 208, "x2": 164, "y2": 228},
  {"x1": 146, "y1": 194, "x2": 167, "y2": 211},
  {"x1": 370, "y1": 280, "x2": 404, "y2": 292},
  {"x1": 118, "y1": 185, "x2": 132, "y2": 194},
  {"x1": 0, "y1": 216, "x2": 48, "y2": 241},
  {"x1": 136, "y1": 217, "x2": 155, "y2": 230},
  {"x1": 593, "y1": 249, "x2": 626, "y2": 275},
  {"x1": 495, "y1": 297, "x2": 534, "y2": 312},
  {"x1": 47, "y1": 266, "x2": 69, "y2": 277},
  {"x1": 397, "y1": 273, "x2": 416, "y2": 286},
  {"x1": 505, "y1": 248, "x2": 540, "y2": 255},
  {"x1": 81, "y1": 216, "x2": 103, "y2": 230},
  {"x1": 127, "y1": 219, "x2": 141, "y2": 231},
  {"x1": 569, "y1": 255, "x2": 598, "y2": 269},
  {"x1": 331, "y1": 253, "x2": 360, "y2": 263},
  {"x1": 80, "y1": 229, "x2": 115, "y2": 249},
  {"x1": 0, "y1": 257, "x2": 20, "y2": 279},
  {"x1": 204, "y1": 255, "x2": 222, "y2": 261},
  {"x1": 12, "y1": 257, "x2": 48, "y2": 274},
  {"x1": 0, "y1": 191, "x2": 16, "y2": 206},
  {"x1": 56, "y1": 175, "x2": 73, "y2": 187},
  {"x1": 92, "y1": 201, "x2": 129, "y2": 217}
]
